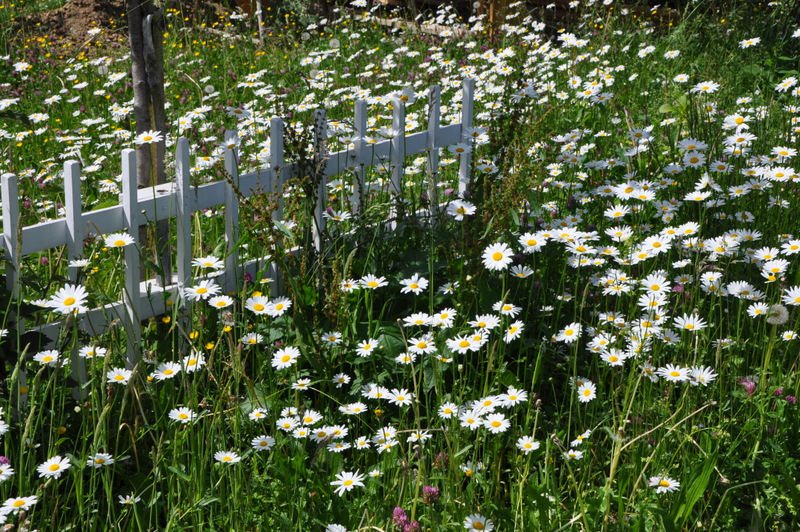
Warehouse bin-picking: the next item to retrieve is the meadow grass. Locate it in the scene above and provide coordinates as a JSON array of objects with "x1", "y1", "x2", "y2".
[{"x1": 0, "y1": 0, "x2": 800, "y2": 530}]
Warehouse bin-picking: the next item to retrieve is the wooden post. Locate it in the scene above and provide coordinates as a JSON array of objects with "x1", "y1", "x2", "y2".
[{"x1": 128, "y1": 0, "x2": 171, "y2": 287}]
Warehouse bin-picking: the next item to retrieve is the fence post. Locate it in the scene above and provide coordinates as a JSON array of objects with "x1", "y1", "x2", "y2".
[
  {"x1": 426, "y1": 86, "x2": 442, "y2": 216},
  {"x1": 63, "y1": 160, "x2": 87, "y2": 397},
  {"x1": 269, "y1": 117, "x2": 284, "y2": 298},
  {"x1": 223, "y1": 130, "x2": 241, "y2": 295},
  {"x1": 391, "y1": 97, "x2": 406, "y2": 198},
  {"x1": 2, "y1": 173, "x2": 20, "y2": 298},
  {"x1": 2, "y1": 172, "x2": 27, "y2": 410},
  {"x1": 459, "y1": 78, "x2": 475, "y2": 196},
  {"x1": 175, "y1": 137, "x2": 193, "y2": 292},
  {"x1": 313, "y1": 110, "x2": 327, "y2": 255},
  {"x1": 121, "y1": 149, "x2": 142, "y2": 368},
  {"x1": 351, "y1": 99, "x2": 368, "y2": 216}
]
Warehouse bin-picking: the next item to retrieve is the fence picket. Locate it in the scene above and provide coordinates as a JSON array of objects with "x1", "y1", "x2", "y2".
[
  {"x1": 313, "y1": 110, "x2": 328, "y2": 255},
  {"x1": 224, "y1": 130, "x2": 241, "y2": 294},
  {"x1": 459, "y1": 78, "x2": 475, "y2": 195},
  {"x1": 427, "y1": 86, "x2": 442, "y2": 215},
  {"x1": 63, "y1": 161, "x2": 87, "y2": 396},
  {"x1": 175, "y1": 137, "x2": 193, "y2": 290},
  {"x1": 351, "y1": 99, "x2": 368, "y2": 216},
  {"x1": 121, "y1": 149, "x2": 141, "y2": 367}
]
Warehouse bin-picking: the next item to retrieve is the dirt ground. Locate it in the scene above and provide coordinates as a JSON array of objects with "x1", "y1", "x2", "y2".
[{"x1": 12, "y1": 0, "x2": 234, "y2": 47}]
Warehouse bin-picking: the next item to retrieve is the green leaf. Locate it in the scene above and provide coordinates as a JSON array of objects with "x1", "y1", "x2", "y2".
[
  {"x1": 168, "y1": 465, "x2": 191, "y2": 482},
  {"x1": 658, "y1": 103, "x2": 677, "y2": 114},
  {"x1": 674, "y1": 456, "x2": 716, "y2": 523}
]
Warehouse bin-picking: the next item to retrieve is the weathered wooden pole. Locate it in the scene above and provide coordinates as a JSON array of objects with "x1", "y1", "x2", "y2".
[{"x1": 128, "y1": 0, "x2": 171, "y2": 287}]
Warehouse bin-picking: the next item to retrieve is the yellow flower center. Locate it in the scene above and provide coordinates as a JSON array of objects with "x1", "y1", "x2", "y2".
[
  {"x1": 114, "y1": 375, "x2": 124, "y2": 381},
  {"x1": 197, "y1": 288, "x2": 208, "y2": 294},
  {"x1": 492, "y1": 421, "x2": 501, "y2": 428},
  {"x1": 281, "y1": 355, "x2": 291, "y2": 363},
  {"x1": 50, "y1": 464, "x2": 60, "y2": 471},
  {"x1": 659, "y1": 480, "x2": 670, "y2": 487},
  {"x1": 492, "y1": 252, "x2": 503, "y2": 261},
  {"x1": 64, "y1": 297, "x2": 76, "y2": 306}
]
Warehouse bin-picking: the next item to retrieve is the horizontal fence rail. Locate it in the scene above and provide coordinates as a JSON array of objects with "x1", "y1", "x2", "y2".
[{"x1": 1, "y1": 79, "x2": 476, "y2": 387}]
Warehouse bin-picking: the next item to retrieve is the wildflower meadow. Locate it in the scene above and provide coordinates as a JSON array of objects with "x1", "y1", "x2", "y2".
[{"x1": 1, "y1": 0, "x2": 800, "y2": 529}]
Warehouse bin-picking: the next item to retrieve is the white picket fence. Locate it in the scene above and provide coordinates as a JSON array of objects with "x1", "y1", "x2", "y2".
[{"x1": 1, "y1": 79, "x2": 476, "y2": 384}]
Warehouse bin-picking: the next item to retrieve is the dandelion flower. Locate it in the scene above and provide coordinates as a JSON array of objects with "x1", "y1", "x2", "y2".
[{"x1": 37, "y1": 455, "x2": 71, "y2": 479}]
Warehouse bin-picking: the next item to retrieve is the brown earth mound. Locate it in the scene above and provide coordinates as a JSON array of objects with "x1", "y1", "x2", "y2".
[
  {"x1": 15, "y1": 0, "x2": 126, "y2": 45},
  {"x1": 12, "y1": 0, "x2": 234, "y2": 48}
]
